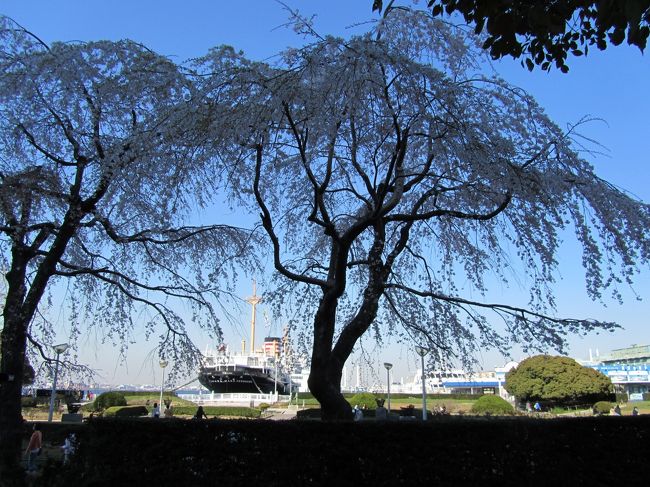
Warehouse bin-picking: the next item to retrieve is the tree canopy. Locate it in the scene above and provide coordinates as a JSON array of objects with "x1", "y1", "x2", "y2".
[
  {"x1": 196, "y1": 8, "x2": 649, "y2": 418},
  {"x1": 504, "y1": 355, "x2": 614, "y2": 405},
  {"x1": 372, "y1": 0, "x2": 650, "y2": 71},
  {"x1": 0, "y1": 17, "x2": 253, "y2": 475}
]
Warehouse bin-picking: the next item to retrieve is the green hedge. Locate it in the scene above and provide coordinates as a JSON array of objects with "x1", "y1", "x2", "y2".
[
  {"x1": 296, "y1": 392, "x2": 482, "y2": 401},
  {"x1": 104, "y1": 406, "x2": 150, "y2": 418},
  {"x1": 35, "y1": 416, "x2": 650, "y2": 485},
  {"x1": 21, "y1": 396, "x2": 37, "y2": 407},
  {"x1": 296, "y1": 408, "x2": 323, "y2": 419},
  {"x1": 349, "y1": 392, "x2": 379, "y2": 410},
  {"x1": 169, "y1": 406, "x2": 261, "y2": 418},
  {"x1": 93, "y1": 391, "x2": 127, "y2": 411},
  {"x1": 120, "y1": 391, "x2": 179, "y2": 397}
]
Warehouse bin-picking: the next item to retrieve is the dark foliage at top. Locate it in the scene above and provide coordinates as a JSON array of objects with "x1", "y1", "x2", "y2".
[{"x1": 373, "y1": 0, "x2": 650, "y2": 71}]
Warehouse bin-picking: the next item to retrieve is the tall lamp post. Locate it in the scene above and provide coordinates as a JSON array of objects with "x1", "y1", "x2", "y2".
[
  {"x1": 383, "y1": 362, "x2": 393, "y2": 412},
  {"x1": 159, "y1": 359, "x2": 168, "y2": 412},
  {"x1": 48, "y1": 343, "x2": 69, "y2": 422},
  {"x1": 415, "y1": 346, "x2": 429, "y2": 421}
]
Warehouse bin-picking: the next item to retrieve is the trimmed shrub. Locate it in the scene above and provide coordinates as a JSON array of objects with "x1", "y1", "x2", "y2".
[
  {"x1": 21, "y1": 396, "x2": 37, "y2": 408},
  {"x1": 349, "y1": 392, "x2": 379, "y2": 410},
  {"x1": 593, "y1": 401, "x2": 613, "y2": 415},
  {"x1": 258, "y1": 403, "x2": 271, "y2": 412},
  {"x1": 170, "y1": 406, "x2": 261, "y2": 418},
  {"x1": 104, "y1": 406, "x2": 149, "y2": 418},
  {"x1": 296, "y1": 408, "x2": 322, "y2": 419},
  {"x1": 93, "y1": 391, "x2": 127, "y2": 411},
  {"x1": 470, "y1": 395, "x2": 514, "y2": 415}
]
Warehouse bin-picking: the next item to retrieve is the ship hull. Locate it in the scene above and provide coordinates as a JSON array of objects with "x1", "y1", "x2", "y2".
[{"x1": 199, "y1": 366, "x2": 289, "y2": 394}]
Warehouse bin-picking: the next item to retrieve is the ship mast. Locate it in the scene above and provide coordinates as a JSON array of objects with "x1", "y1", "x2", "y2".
[{"x1": 246, "y1": 280, "x2": 262, "y2": 354}]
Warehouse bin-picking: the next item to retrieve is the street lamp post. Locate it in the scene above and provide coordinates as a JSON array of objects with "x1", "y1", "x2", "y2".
[
  {"x1": 383, "y1": 362, "x2": 393, "y2": 412},
  {"x1": 48, "y1": 343, "x2": 69, "y2": 422},
  {"x1": 415, "y1": 346, "x2": 429, "y2": 421},
  {"x1": 273, "y1": 358, "x2": 278, "y2": 398},
  {"x1": 159, "y1": 359, "x2": 168, "y2": 413}
]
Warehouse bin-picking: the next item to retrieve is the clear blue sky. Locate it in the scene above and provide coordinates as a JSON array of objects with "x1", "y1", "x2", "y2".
[{"x1": 2, "y1": 0, "x2": 648, "y2": 385}]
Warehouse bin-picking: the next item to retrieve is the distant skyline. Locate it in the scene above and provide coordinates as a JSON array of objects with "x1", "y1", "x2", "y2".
[{"x1": 2, "y1": 0, "x2": 648, "y2": 385}]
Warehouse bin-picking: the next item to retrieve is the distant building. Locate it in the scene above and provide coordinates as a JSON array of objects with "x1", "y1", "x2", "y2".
[{"x1": 580, "y1": 344, "x2": 650, "y2": 400}]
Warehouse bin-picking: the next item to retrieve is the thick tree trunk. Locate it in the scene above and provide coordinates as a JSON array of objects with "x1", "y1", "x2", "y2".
[
  {"x1": 308, "y1": 356, "x2": 352, "y2": 420},
  {"x1": 308, "y1": 276, "x2": 384, "y2": 420},
  {"x1": 307, "y1": 289, "x2": 353, "y2": 420},
  {"x1": 0, "y1": 314, "x2": 28, "y2": 484},
  {"x1": 0, "y1": 243, "x2": 59, "y2": 480}
]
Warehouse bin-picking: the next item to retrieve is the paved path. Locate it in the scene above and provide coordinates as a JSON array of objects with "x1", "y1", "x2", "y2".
[{"x1": 264, "y1": 407, "x2": 299, "y2": 421}]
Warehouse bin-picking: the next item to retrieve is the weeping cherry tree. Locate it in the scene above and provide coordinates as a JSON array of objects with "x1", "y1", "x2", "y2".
[
  {"x1": 0, "y1": 18, "x2": 251, "y2": 475},
  {"x1": 201, "y1": 9, "x2": 649, "y2": 419}
]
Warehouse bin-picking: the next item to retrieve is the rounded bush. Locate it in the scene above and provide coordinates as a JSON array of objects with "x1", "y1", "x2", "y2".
[
  {"x1": 470, "y1": 395, "x2": 514, "y2": 415},
  {"x1": 93, "y1": 391, "x2": 127, "y2": 411},
  {"x1": 258, "y1": 403, "x2": 271, "y2": 412},
  {"x1": 21, "y1": 396, "x2": 37, "y2": 408},
  {"x1": 593, "y1": 401, "x2": 613, "y2": 415},
  {"x1": 349, "y1": 392, "x2": 379, "y2": 410},
  {"x1": 104, "y1": 405, "x2": 149, "y2": 417}
]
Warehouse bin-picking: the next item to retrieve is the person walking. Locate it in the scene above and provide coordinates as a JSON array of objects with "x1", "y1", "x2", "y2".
[
  {"x1": 151, "y1": 402, "x2": 160, "y2": 418},
  {"x1": 25, "y1": 424, "x2": 42, "y2": 472},
  {"x1": 61, "y1": 433, "x2": 76, "y2": 465}
]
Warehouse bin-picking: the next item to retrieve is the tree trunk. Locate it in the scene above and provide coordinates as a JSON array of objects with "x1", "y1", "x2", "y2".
[
  {"x1": 0, "y1": 244, "x2": 55, "y2": 481},
  {"x1": 308, "y1": 356, "x2": 352, "y2": 420},
  {"x1": 307, "y1": 289, "x2": 354, "y2": 420},
  {"x1": 308, "y1": 277, "x2": 384, "y2": 420},
  {"x1": 0, "y1": 313, "x2": 28, "y2": 484}
]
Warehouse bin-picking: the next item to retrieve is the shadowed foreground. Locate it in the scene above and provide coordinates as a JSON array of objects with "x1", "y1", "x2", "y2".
[{"x1": 15, "y1": 416, "x2": 650, "y2": 486}]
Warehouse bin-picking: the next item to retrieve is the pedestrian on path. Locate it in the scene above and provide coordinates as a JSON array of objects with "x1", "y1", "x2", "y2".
[
  {"x1": 61, "y1": 433, "x2": 76, "y2": 464},
  {"x1": 25, "y1": 424, "x2": 42, "y2": 472}
]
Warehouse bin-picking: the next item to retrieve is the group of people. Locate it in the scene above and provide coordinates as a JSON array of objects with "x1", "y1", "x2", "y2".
[
  {"x1": 150, "y1": 402, "x2": 208, "y2": 419},
  {"x1": 610, "y1": 404, "x2": 640, "y2": 416},
  {"x1": 25, "y1": 425, "x2": 76, "y2": 473},
  {"x1": 150, "y1": 401, "x2": 174, "y2": 418},
  {"x1": 25, "y1": 403, "x2": 211, "y2": 473},
  {"x1": 525, "y1": 401, "x2": 543, "y2": 413}
]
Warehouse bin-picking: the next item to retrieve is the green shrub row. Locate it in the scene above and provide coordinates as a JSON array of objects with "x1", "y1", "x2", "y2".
[
  {"x1": 104, "y1": 406, "x2": 150, "y2": 417},
  {"x1": 21, "y1": 396, "x2": 37, "y2": 407},
  {"x1": 120, "y1": 390, "x2": 179, "y2": 397},
  {"x1": 296, "y1": 392, "x2": 483, "y2": 401},
  {"x1": 167, "y1": 406, "x2": 261, "y2": 418},
  {"x1": 33, "y1": 415, "x2": 650, "y2": 485}
]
